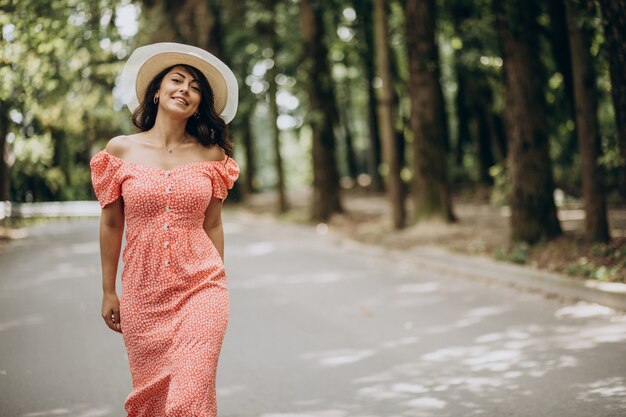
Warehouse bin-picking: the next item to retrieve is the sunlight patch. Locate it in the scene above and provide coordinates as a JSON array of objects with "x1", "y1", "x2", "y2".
[
  {"x1": 395, "y1": 282, "x2": 440, "y2": 293},
  {"x1": 392, "y1": 383, "x2": 429, "y2": 394},
  {"x1": 300, "y1": 349, "x2": 375, "y2": 367},
  {"x1": 260, "y1": 410, "x2": 348, "y2": 417},
  {"x1": 405, "y1": 397, "x2": 447, "y2": 409},
  {"x1": 555, "y1": 303, "x2": 615, "y2": 319},
  {"x1": 246, "y1": 241, "x2": 276, "y2": 256}
]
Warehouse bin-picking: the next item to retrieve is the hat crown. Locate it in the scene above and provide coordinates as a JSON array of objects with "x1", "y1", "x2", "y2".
[{"x1": 119, "y1": 42, "x2": 238, "y2": 124}]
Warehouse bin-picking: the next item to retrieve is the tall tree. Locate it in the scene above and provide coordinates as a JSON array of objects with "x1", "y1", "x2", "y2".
[
  {"x1": 0, "y1": 99, "x2": 9, "y2": 201},
  {"x1": 598, "y1": 0, "x2": 626, "y2": 196},
  {"x1": 546, "y1": 0, "x2": 579, "y2": 194},
  {"x1": 2, "y1": 0, "x2": 128, "y2": 202},
  {"x1": 374, "y1": 0, "x2": 406, "y2": 228},
  {"x1": 446, "y1": 0, "x2": 504, "y2": 184},
  {"x1": 299, "y1": 0, "x2": 343, "y2": 220},
  {"x1": 326, "y1": 7, "x2": 361, "y2": 183},
  {"x1": 353, "y1": 0, "x2": 384, "y2": 192},
  {"x1": 240, "y1": 114, "x2": 255, "y2": 194},
  {"x1": 223, "y1": 0, "x2": 261, "y2": 197},
  {"x1": 405, "y1": 0, "x2": 456, "y2": 222},
  {"x1": 548, "y1": 0, "x2": 576, "y2": 114},
  {"x1": 494, "y1": 0, "x2": 562, "y2": 243},
  {"x1": 337, "y1": 84, "x2": 360, "y2": 181},
  {"x1": 264, "y1": 0, "x2": 289, "y2": 212},
  {"x1": 565, "y1": 0, "x2": 610, "y2": 242},
  {"x1": 467, "y1": 78, "x2": 499, "y2": 184}
]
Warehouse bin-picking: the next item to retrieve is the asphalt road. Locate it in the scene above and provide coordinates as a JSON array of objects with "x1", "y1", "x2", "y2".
[{"x1": 1, "y1": 213, "x2": 625, "y2": 417}]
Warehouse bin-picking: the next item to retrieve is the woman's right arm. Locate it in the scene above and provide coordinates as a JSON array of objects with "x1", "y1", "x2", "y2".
[{"x1": 99, "y1": 197, "x2": 124, "y2": 333}]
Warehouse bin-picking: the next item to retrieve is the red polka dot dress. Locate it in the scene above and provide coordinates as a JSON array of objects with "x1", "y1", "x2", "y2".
[{"x1": 90, "y1": 149, "x2": 239, "y2": 417}]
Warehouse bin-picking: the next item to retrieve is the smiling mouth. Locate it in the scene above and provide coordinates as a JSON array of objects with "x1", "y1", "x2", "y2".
[{"x1": 172, "y1": 97, "x2": 188, "y2": 105}]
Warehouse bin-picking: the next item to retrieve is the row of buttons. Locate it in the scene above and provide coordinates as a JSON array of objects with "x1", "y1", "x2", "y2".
[{"x1": 164, "y1": 170, "x2": 171, "y2": 267}]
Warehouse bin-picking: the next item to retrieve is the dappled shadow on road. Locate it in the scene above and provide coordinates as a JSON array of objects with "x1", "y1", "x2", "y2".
[
  {"x1": 245, "y1": 310, "x2": 626, "y2": 416},
  {"x1": 223, "y1": 215, "x2": 626, "y2": 416},
  {"x1": 289, "y1": 304, "x2": 626, "y2": 416},
  {"x1": 300, "y1": 349, "x2": 377, "y2": 367},
  {"x1": 5, "y1": 217, "x2": 622, "y2": 416},
  {"x1": 229, "y1": 270, "x2": 366, "y2": 290}
]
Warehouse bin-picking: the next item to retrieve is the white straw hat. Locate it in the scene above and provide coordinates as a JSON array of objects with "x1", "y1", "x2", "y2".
[{"x1": 119, "y1": 42, "x2": 238, "y2": 124}]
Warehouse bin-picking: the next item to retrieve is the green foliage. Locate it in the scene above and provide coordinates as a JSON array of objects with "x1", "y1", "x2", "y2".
[
  {"x1": 489, "y1": 162, "x2": 509, "y2": 206},
  {"x1": 2, "y1": 0, "x2": 133, "y2": 202},
  {"x1": 565, "y1": 255, "x2": 624, "y2": 281},
  {"x1": 495, "y1": 242, "x2": 530, "y2": 264},
  {"x1": 1, "y1": 0, "x2": 623, "y2": 229}
]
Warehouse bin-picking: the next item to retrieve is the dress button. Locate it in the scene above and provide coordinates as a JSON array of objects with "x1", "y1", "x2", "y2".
[
  {"x1": 165, "y1": 206, "x2": 171, "y2": 213},
  {"x1": 165, "y1": 187, "x2": 171, "y2": 194},
  {"x1": 164, "y1": 171, "x2": 170, "y2": 178},
  {"x1": 163, "y1": 224, "x2": 169, "y2": 230},
  {"x1": 164, "y1": 260, "x2": 170, "y2": 266},
  {"x1": 163, "y1": 241, "x2": 169, "y2": 248}
]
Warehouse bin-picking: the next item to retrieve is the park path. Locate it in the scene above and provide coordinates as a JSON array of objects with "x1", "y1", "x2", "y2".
[{"x1": 0, "y1": 212, "x2": 625, "y2": 417}]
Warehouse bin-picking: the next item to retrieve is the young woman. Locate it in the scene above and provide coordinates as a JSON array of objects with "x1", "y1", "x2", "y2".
[{"x1": 90, "y1": 43, "x2": 239, "y2": 417}]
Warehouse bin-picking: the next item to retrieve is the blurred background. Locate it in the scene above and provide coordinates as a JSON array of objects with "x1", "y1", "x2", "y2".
[{"x1": 1, "y1": 0, "x2": 626, "y2": 280}]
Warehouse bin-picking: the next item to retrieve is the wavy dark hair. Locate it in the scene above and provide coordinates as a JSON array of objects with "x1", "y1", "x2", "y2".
[{"x1": 132, "y1": 64, "x2": 233, "y2": 156}]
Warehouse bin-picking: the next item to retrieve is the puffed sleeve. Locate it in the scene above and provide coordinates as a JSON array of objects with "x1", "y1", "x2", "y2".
[
  {"x1": 89, "y1": 150, "x2": 124, "y2": 208},
  {"x1": 209, "y1": 156, "x2": 240, "y2": 201}
]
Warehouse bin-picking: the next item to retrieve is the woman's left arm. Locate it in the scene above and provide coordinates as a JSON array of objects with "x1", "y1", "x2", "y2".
[{"x1": 203, "y1": 197, "x2": 225, "y2": 261}]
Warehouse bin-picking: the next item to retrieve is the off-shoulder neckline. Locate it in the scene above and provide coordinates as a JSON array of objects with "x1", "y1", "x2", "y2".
[{"x1": 97, "y1": 149, "x2": 230, "y2": 173}]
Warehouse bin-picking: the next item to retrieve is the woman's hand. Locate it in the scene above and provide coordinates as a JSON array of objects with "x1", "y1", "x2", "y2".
[{"x1": 102, "y1": 292, "x2": 122, "y2": 333}]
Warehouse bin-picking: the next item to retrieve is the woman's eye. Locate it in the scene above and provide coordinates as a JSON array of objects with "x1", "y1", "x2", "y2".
[
  {"x1": 192, "y1": 87, "x2": 200, "y2": 92},
  {"x1": 172, "y1": 78, "x2": 181, "y2": 83}
]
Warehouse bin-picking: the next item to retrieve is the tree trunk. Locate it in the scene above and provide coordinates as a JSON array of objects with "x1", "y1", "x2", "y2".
[
  {"x1": 548, "y1": 0, "x2": 576, "y2": 114},
  {"x1": 599, "y1": 0, "x2": 626, "y2": 197},
  {"x1": 458, "y1": 71, "x2": 500, "y2": 186},
  {"x1": 468, "y1": 78, "x2": 497, "y2": 185},
  {"x1": 365, "y1": 63, "x2": 384, "y2": 192},
  {"x1": 241, "y1": 113, "x2": 255, "y2": 195},
  {"x1": 51, "y1": 128, "x2": 69, "y2": 201},
  {"x1": 454, "y1": 71, "x2": 471, "y2": 170},
  {"x1": 0, "y1": 103, "x2": 9, "y2": 200},
  {"x1": 494, "y1": 0, "x2": 562, "y2": 243},
  {"x1": 354, "y1": 0, "x2": 384, "y2": 192},
  {"x1": 299, "y1": 0, "x2": 342, "y2": 221},
  {"x1": 474, "y1": 107, "x2": 496, "y2": 185},
  {"x1": 405, "y1": 0, "x2": 455, "y2": 222},
  {"x1": 390, "y1": 46, "x2": 412, "y2": 168},
  {"x1": 204, "y1": 1, "x2": 225, "y2": 57},
  {"x1": 338, "y1": 86, "x2": 359, "y2": 180},
  {"x1": 547, "y1": 0, "x2": 579, "y2": 183},
  {"x1": 491, "y1": 113, "x2": 508, "y2": 159},
  {"x1": 565, "y1": 0, "x2": 611, "y2": 242},
  {"x1": 373, "y1": 0, "x2": 406, "y2": 228},
  {"x1": 450, "y1": 0, "x2": 498, "y2": 185},
  {"x1": 267, "y1": 4, "x2": 288, "y2": 213}
]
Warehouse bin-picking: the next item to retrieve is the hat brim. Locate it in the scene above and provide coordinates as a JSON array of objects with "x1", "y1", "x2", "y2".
[{"x1": 119, "y1": 43, "x2": 238, "y2": 124}]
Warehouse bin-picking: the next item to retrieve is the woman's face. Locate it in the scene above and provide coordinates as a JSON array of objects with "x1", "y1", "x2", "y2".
[{"x1": 155, "y1": 65, "x2": 201, "y2": 119}]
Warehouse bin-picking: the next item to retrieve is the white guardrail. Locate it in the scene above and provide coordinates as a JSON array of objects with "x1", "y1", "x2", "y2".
[{"x1": 0, "y1": 201, "x2": 101, "y2": 220}]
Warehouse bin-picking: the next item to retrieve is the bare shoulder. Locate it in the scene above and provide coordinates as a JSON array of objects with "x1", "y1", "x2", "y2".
[
  {"x1": 105, "y1": 133, "x2": 146, "y2": 159},
  {"x1": 199, "y1": 144, "x2": 227, "y2": 162},
  {"x1": 104, "y1": 135, "x2": 131, "y2": 159}
]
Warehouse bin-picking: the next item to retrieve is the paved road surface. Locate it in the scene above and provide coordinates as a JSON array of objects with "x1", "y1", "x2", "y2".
[{"x1": 1, "y1": 213, "x2": 625, "y2": 417}]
